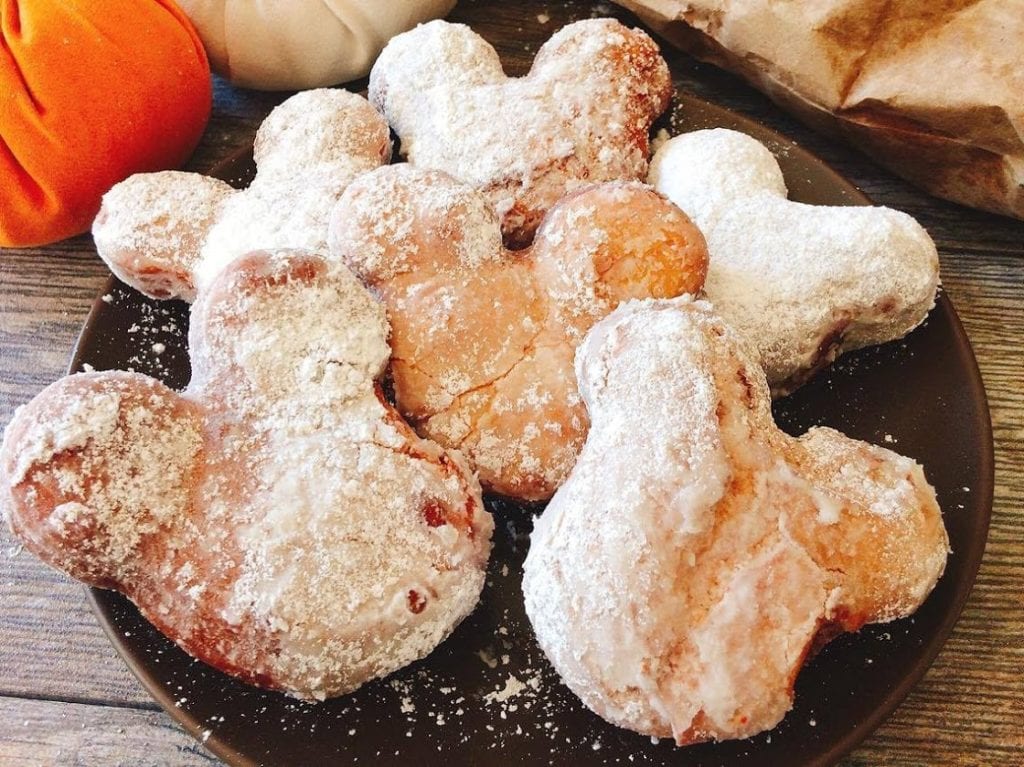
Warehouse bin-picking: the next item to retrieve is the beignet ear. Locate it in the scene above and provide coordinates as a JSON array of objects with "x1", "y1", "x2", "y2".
[{"x1": 3, "y1": 372, "x2": 202, "y2": 586}]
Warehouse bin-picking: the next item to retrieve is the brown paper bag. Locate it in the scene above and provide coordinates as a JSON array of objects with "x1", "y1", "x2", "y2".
[{"x1": 616, "y1": 0, "x2": 1024, "y2": 220}]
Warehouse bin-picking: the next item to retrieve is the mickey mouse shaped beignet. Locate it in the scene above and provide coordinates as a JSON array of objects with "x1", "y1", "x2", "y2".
[
  {"x1": 649, "y1": 129, "x2": 940, "y2": 394},
  {"x1": 523, "y1": 297, "x2": 948, "y2": 744},
  {"x1": 1, "y1": 249, "x2": 492, "y2": 699},
  {"x1": 369, "y1": 18, "x2": 672, "y2": 246},
  {"x1": 93, "y1": 90, "x2": 391, "y2": 302},
  {"x1": 330, "y1": 166, "x2": 708, "y2": 500}
]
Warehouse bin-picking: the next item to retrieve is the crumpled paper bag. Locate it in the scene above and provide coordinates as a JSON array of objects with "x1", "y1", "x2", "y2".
[{"x1": 615, "y1": 0, "x2": 1024, "y2": 220}]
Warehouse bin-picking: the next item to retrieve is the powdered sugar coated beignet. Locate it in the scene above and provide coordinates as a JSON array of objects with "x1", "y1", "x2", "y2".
[
  {"x1": 93, "y1": 90, "x2": 390, "y2": 301},
  {"x1": 369, "y1": 18, "x2": 672, "y2": 246},
  {"x1": 1, "y1": 250, "x2": 492, "y2": 700},
  {"x1": 649, "y1": 129, "x2": 939, "y2": 395},
  {"x1": 523, "y1": 297, "x2": 948, "y2": 744},
  {"x1": 330, "y1": 166, "x2": 707, "y2": 500}
]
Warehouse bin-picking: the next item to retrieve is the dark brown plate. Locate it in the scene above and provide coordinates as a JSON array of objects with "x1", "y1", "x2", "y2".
[{"x1": 72, "y1": 92, "x2": 993, "y2": 767}]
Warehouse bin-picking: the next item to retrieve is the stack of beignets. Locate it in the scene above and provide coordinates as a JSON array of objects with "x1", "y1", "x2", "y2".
[{"x1": 0, "y1": 14, "x2": 953, "y2": 748}]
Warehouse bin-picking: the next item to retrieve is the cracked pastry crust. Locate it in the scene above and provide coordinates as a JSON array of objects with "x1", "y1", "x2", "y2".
[
  {"x1": 93, "y1": 89, "x2": 391, "y2": 302},
  {"x1": 369, "y1": 17, "x2": 672, "y2": 246},
  {"x1": 522, "y1": 296, "x2": 948, "y2": 744},
  {"x1": 1, "y1": 249, "x2": 492, "y2": 700},
  {"x1": 330, "y1": 166, "x2": 708, "y2": 501}
]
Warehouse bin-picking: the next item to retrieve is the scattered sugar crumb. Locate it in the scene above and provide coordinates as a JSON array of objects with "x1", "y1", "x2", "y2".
[
  {"x1": 651, "y1": 127, "x2": 671, "y2": 155},
  {"x1": 484, "y1": 674, "x2": 526, "y2": 705}
]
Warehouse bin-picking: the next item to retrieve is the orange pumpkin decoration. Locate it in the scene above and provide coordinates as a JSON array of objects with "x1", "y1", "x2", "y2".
[{"x1": 0, "y1": 0, "x2": 211, "y2": 247}]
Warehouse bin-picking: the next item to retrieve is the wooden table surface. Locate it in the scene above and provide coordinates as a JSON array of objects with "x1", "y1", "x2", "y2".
[{"x1": 1, "y1": 1, "x2": 1021, "y2": 765}]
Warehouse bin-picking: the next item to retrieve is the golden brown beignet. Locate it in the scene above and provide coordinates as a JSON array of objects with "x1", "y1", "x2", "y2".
[{"x1": 330, "y1": 167, "x2": 708, "y2": 500}]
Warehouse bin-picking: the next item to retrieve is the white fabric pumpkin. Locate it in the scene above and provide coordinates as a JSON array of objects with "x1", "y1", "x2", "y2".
[{"x1": 177, "y1": 0, "x2": 456, "y2": 90}]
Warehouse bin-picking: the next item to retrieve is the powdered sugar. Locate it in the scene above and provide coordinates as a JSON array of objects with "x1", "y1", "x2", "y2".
[{"x1": 7, "y1": 387, "x2": 122, "y2": 487}]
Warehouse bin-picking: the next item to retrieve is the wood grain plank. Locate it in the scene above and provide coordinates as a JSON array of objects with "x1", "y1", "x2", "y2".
[
  {"x1": 0, "y1": 525, "x2": 155, "y2": 707},
  {"x1": 861, "y1": 252, "x2": 1024, "y2": 767},
  {"x1": 0, "y1": 696, "x2": 217, "y2": 766},
  {"x1": 0, "y1": 246, "x2": 108, "y2": 419}
]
